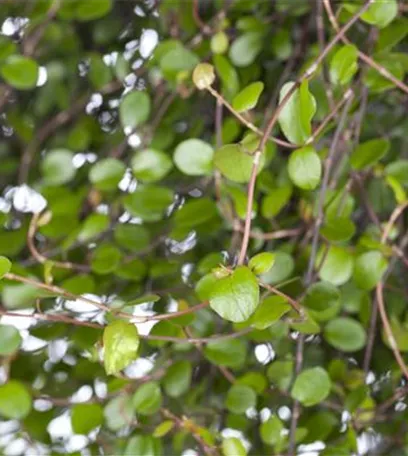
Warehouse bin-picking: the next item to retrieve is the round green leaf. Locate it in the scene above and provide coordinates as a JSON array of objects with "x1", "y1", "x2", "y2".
[
  {"x1": 132, "y1": 381, "x2": 162, "y2": 415},
  {"x1": 350, "y1": 138, "x2": 390, "y2": 170},
  {"x1": 103, "y1": 320, "x2": 140, "y2": 375},
  {"x1": 123, "y1": 186, "x2": 173, "y2": 222},
  {"x1": 0, "y1": 256, "x2": 11, "y2": 279},
  {"x1": 204, "y1": 339, "x2": 247, "y2": 368},
  {"x1": 91, "y1": 243, "x2": 122, "y2": 275},
  {"x1": 42, "y1": 149, "x2": 75, "y2": 185},
  {"x1": 76, "y1": 0, "x2": 112, "y2": 20},
  {"x1": 131, "y1": 149, "x2": 172, "y2": 182},
  {"x1": 318, "y1": 246, "x2": 354, "y2": 286},
  {"x1": 288, "y1": 146, "x2": 322, "y2": 190},
  {"x1": 211, "y1": 31, "x2": 229, "y2": 55},
  {"x1": 173, "y1": 139, "x2": 214, "y2": 176},
  {"x1": 89, "y1": 158, "x2": 125, "y2": 191},
  {"x1": 248, "y1": 252, "x2": 275, "y2": 275},
  {"x1": 1, "y1": 55, "x2": 39, "y2": 90},
  {"x1": 291, "y1": 367, "x2": 331, "y2": 407},
  {"x1": 321, "y1": 217, "x2": 356, "y2": 242},
  {"x1": 250, "y1": 296, "x2": 291, "y2": 330},
  {"x1": 260, "y1": 415, "x2": 284, "y2": 446},
  {"x1": 353, "y1": 251, "x2": 388, "y2": 290},
  {"x1": 114, "y1": 223, "x2": 150, "y2": 252},
  {"x1": 361, "y1": 0, "x2": 398, "y2": 28},
  {"x1": 209, "y1": 266, "x2": 260, "y2": 322},
  {"x1": 0, "y1": 381, "x2": 32, "y2": 419},
  {"x1": 225, "y1": 384, "x2": 256, "y2": 414},
  {"x1": 163, "y1": 361, "x2": 192, "y2": 398},
  {"x1": 119, "y1": 91, "x2": 151, "y2": 129},
  {"x1": 0, "y1": 324, "x2": 21, "y2": 355},
  {"x1": 71, "y1": 403, "x2": 103, "y2": 434},
  {"x1": 214, "y1": 143, "x2": 263, "y2": 183},
  {"x1": 324, "y1": 317, "x2": 366, "y2": 352},
  {"x1": 229, "y1": 32, "x2": 263, "y2": 67},
  {"x1": 232, "y1": 82, "x2": 264, "y2": 113},
  {"x1": 303, "y1": 281, "x2": 340, "y2": 319}
]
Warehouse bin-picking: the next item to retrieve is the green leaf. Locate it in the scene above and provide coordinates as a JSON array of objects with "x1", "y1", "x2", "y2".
[
  {"x1": 153, "y1": 420, "x2": 175, "y2": 438},
  {"x1": 232, "y1": 82, "x2": 264, "y2": 113},
  {"x1": 303, "y1": 282, "x2": 340, "y2": 322},
  {"x1": 76, "y1": 0, "x2": 112, "y2": 20},
  {"x1": 250, "y1": 296, "x2": 291, "y2": 330},
  {"x1": 260, "y1": 251, "x2": 294, "y2": 285},
  {"x1": 42, "y1": 149, "x2": 75, "y2": 185},
  {"x1": 324, "y1": 317, "x2": 366, "y2": 352},
  {"x1": 91, "y1": 243, "x2": 122, "y2": 275},
  {"x1": 173, "y1": 139, "x2": 214, "y2": 176},
  {"x1": 0, "y1": 256, "x2": 11, "y2": 278},
  {"x1": 364, "y1": 55, "x2": 403, "y2": 92},
  {"x1": 0, "y1": 324, "x2": 22, "y2": 355},
  {"x1": 321, "y1": 217, "x2": 356, "y2": 242},
  {"x1": 71, "y1": 403, "x2": 103, "y2": 434},
  {"x1": 103, "y1": 320, "x2": 140, "y2": 375},
  {"x1": 318, "y1": 246, "x2": 354, "y2": 286},
  {"x1": 222, "y1": 437, "x2": 247, "y2": 456},
  {"x1": 89, "y1": 158, "x2": 125, "y2": 191},
  {"x1": 132, "y1": 381, "x2": 162, "y2": 415},
  {"x1": 211, "y1": 31, "x2": 229, "y2": 55},
  {"x1": 225, "y1": 384, "x2": 256, "y2": 414},
  {"x1": 267, "y1": 360, "x2": 293, "y2": 391},
  {"x1": 377, "y1": 18, "x2": 408, "y2": 51},
  {"x1": 278, "y1": 80, "x2": 316, "y2": 145},
  {"x1": 78, "y1": 213, "x2": 110, "y2": 242},
  {"x1": 104, "y1": 395, "x2": 134, "y2": 431},
  {"x1": 173, "y1": 197, "x2": 219, "y2": 231},
  {"x1": 119, "y1": 91, "x2": 151, "y2": 129},
  {"x1": 124, "y1": 435, "x2": 162, "y2": 456},
  {"x1": 385, "y1": 160, "x2": 408, "y2": 186},
  {"x1": 260, "y1": 415, "x2": 284, "y2": 446},
  {"x1": 288, "y1": 146, "x2": 321, "y2": 190},
  {"x1": 330, "y1": 45, "x2": 358, "y2": 85},
  {"x1": 361, "y1": 0, "x2": 398, "y2": 28},
  {"x1": 213, "y1": 54, "x2": 239, "y2": 97},
  {"x1": 350, "y1": 138, "x2": 390, "y2": 170},
  {"x1": 214, "y1": 143, "x2": 264, "y2": 183},
  {"x1": 261, "y1": 185, "x2": 293, "y2": 218},
  {"x1": 123, "y1": 186, "x2": 174, "y2": 222},
  {"x1": 353, "y1": 251, "x2": 388, "y2": 290},
  {"x1": 204, "y1": 339, "x2": 247, "y2": 368},
  {"x1": 131, "y1": 149, "x2": 172, "y2": 183},
  {"x1": 1, "y1": 55, "x2": 39, "y2": 90},
  {"x1": 114, "y1": 223, "x2": 150, "y2": 252},
  {"x1": 229, "y1": 32, "x2": 263, "y2": 67},
  {"x1": 291, "y1": 367, "x2": 331, "y2": 407},
  {"x1": 88, "y1": 53, "x2": 112, "y2": 89},
  {"x1": 0, "y1": 381, "x2": 32, "y2": 419},
  {"x1": 248, "y1": 252, "x2": 275, "y2": 275},
  {"x1": 160, "y1": 47, "x2": 199, "y2": 75},
  {"x1": 163, "y1": 361, "x2": 192, "y2": 398},
  {"x1": 209, "y1": 266, "x2": 260, "y2": 322}
]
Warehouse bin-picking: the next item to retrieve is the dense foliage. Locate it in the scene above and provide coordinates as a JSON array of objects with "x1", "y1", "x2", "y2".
[{"x1": 1, "y1": 0, "x2": 408, "y2": 454}]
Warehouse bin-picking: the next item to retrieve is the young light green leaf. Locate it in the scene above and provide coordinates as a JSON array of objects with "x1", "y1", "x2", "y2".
[
  {"x1": 103, "y1": 320, "x2": 140, "y2": 375},
  {"x1": 288, "y1": 146, "x2": 321, "y2": 190},
  {"x1": 260, "y1": 415, "x2": 284, "y2": 446},
  {"x1": 173, "y1": 139, "x2": 214, "y2": 176},
  {"x1": 248, "y1": 252, "x2": 275, "y2": 275},
  {"x1": 278, "y1": 80, "x2": 316, "y2": 145},
  {"x1": 131, "y1": 148, "x2": 172, "y2": 182},
  {"x1": 222, "y1": 437, "x2": 247, "y2": 456},
  {"x1": 291, "y1": 367, "x2": 331, "y2": 407},
  {"x1": 232, "y1": 82, "x2": 264, "y2": 113},
  {"x1": 119, "y1": 91, "x2": 151, "y2": 129},
  {"x1": 153, "y1": 420, "x2": 175, "y2": 438},
  {"x1": 0, "y1": 324, "x2": 21, "y2": 355},
  {"x1": 211, "y1": 31, "x2": 229, "y2": 55},
  {"x1": 361, "y1": 0, "x2": 398, "y2": 28},
  {"x1": 318, "y1": 246, "x2": 354, "y2": 286},
  {"x1": 324, "y1": 317, "x2": 366, "y2": 352},
  {"x1": 1, "y1": 55, "x2": 39, "y2": 90},
  {"x1": 250, "y1": 296, "x2": 291, "y2": 330},
  {"x1": 0, "y1": 381, "x2": 32, "y2": 419},
  {"x1": 0, "y1": 256, "x2": 11, "y2": 279},
  {"x1": 192, "y1": 63, "x2": 215, "y2": 90},
  {"x1": 353, "y1": 251, "x2": 388, "y2": 290},
  {"x1": 209, "y1": 266, "x2": 260, "y2": 322},
  {"x1": 330, "y1": 45, "x2": 358, "y2": 85},
  {"x1": 229, "y1": 32, "x2": 263, "y2": 67},
  {"x1": 350, "y1": 138, "x2": 390, "y2": 170}
]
